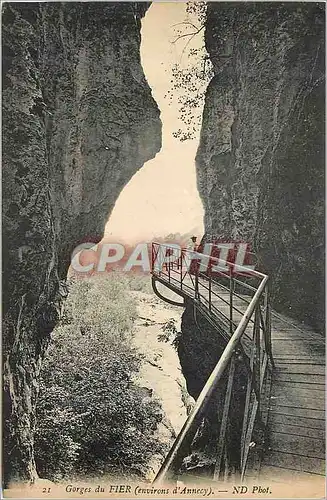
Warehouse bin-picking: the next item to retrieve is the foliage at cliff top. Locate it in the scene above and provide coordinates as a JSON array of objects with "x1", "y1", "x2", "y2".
[
  {"x1": 166, "y1": 1, "x2": 213, "y2": 141},
  {"x1": 35, "y1": 273, "x2": 164, "y2": 481}
]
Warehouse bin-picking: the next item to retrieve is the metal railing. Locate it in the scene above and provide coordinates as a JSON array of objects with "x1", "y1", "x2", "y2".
[{"x1": 151, "y1": 242, "x2": 274, "y2": 483}]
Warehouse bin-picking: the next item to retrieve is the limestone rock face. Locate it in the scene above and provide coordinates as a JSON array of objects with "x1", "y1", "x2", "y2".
[
  {"x1": 3, "y1": 2, "x2": 161, "y2": 483},
  {"x1": 196, "y1": 2, "x2": 324, "y2": 330},
  {"x1": 178, "y1": 2, "x2": 324, "y2": 477}
]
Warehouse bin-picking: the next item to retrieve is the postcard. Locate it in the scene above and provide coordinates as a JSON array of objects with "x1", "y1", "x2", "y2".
[{"x1": 2, "y1": 1, "x2": 325, "y2": 499}]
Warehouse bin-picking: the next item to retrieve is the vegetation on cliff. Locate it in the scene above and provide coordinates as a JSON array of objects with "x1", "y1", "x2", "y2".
[
  {"x1": 35, "y1": 274, "x2": 164, "y2": 481},
  {"x1": 165, "y1": 1, "x2": 212, "y2": 141}
]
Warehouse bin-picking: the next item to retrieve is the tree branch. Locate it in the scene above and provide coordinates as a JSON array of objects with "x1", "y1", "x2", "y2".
[
  {"x1": 172, "y1": 25, "x2": 204, "y2": 45},
  {"x1": 171, "y1": 21, "x2": 200, "y2": 31}
]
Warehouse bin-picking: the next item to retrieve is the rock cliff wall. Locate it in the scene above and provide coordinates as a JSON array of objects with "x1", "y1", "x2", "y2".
[
  {"x1": 178, "y1": 1, "x2": 324, "y2": 476},
  {"x1": 3, "y1": 2, "x2": 161, "y2": 483},
  {"x1": 196, "y1": 2, "x2": 324, "y2": 330}
]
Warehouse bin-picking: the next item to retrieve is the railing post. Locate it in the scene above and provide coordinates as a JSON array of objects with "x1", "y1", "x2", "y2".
[
  {"x1": 194, "y1": 259, "x2": 199, "y2": 301},
  {"x1": 263, "y1": 285, "x2": 268, "y2": 325},
  {"x1": 240, "y1": 322, "x2": 255, "y2": 473},
  {"x1": 264, "y1": 283, "x2": 274, "y2": 368},
  {"x1": 229, "y1": 265, "x2": 233, "y2": 335},
  {"x1": 254, "y1": 304, "x2": 261, "y2": 416},
  {"x1": 214, "y1": 356, "x2": 236, "y2": 479},
  {"x1": 209, "y1": 260, "x2": 212, "y2": 312},
  {"x1": 168, "y1": 257, "x2": 171, "y2": 283},
  {"x1": 240, "y1": 303, "x2": 261, "y2": 478},
  {"x1": 266, "y1": 302, "x2": 274, "y2": 368}
]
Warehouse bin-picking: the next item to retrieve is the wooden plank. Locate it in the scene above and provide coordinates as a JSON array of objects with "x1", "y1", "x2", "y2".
[
  {"x1": 271, "y1": 324, "x2": 320, "y2": 331},
  {"x1": 272, "y1": 338, "x2": 324, "y2": 345},
  {"x1": 263, "y1": 451, "x2": 325, "y2": 474},
  {"x1": 271, "y1": 324, "x2": 323, "y2": 333},
  {"x1": 272, "y1": 348, "x2": 324, "y2": 359},
  {"x1": 272, "y1": 327, "x2": 323, "y2": 339},
  {"x1": 270, "y1": 406, "x2": 325, "y2": 420},
  {"x1": 269, "y1": 432, "x2": 325, "y2": 459},
  {"x1": 271, "y1": 340, "x2": 325, "y2": 351},
  {"x1": 267, "y1": 422, "x2": 324, "y2": 440},
  {"x1": 271, "y1": 385, "x2": 325, "y2": 400},
  {"x1": 274, "y1": 355, "x2": 325, "y2": 360},
  {"x1": 271, "y1": 337, "x2": 324, "y2": 347},
  {"x1": 273, "y1": 341, "x2": 325, "y2": 348},
  {"x1": 269, "y1": 412, "x2": 325, "y2": 430},
  {"x1": 272, "y1": 343, "x2": 324, "y2": 352},
  {"x1": 274, "y1": 359, "x2": 325, "y2": 366},
  {"x1": 271, "y1": 324, "x2": 315, "y2": 332},
  {"x1": 275, "y1": 365, "x2": 325, "y2": 375},
  {"x1": 271, "y1": 380, "x2": 325, "y2": 392},
  {"x1": 271, "y1": 317, "x2": 323, "y2": 332},
  {"x1": 270, "y1": 397, "x2": 324, "y2": 411},
  {"x1": 273, "y1": 373, "x2": 325, "y2": 384},
  {"x1": 271, "y1": 327, "x2": 322, "y2": 335},
  {"x1": 259, "y1": 465, "x2": 325, "y2": 480}
]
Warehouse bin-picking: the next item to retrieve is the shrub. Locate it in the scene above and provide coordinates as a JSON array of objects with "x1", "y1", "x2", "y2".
[
  {"x1": 157, "y1": 318, "x2": 181, "y2": 349},
  {"x1": 35, "y1": 274, "x2": 164, "y2": 481}
]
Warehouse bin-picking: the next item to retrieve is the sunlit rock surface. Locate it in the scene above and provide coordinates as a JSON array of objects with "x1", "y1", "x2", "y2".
[{"x1": 3, "y1": 2, "x2": 161, "y2": 483}]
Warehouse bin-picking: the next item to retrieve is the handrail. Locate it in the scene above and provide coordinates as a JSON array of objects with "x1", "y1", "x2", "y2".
[
  {"x1": 152, "y1": 241, "x2": 265, "y2": 279},
  {"x1": 153, "y1": 273, "x2": 268, "y2": 484},
  {"x1": 151, "y1": 242, "x2": 273, "y2": 484}
]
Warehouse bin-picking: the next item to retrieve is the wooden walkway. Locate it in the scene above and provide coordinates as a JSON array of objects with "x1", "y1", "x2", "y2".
[
  {"x1": 206, "y1": 291, "x2": 325, "y2": 480},
  {"x1": 260, "y1": 310, "x2": 325, "y2": 480},
  {"x1": 154, "y1": 273, "x2": 325, "y2": 480},
  {"x1": 200, "y1": 289, "x2": 325, "y2": 479}
]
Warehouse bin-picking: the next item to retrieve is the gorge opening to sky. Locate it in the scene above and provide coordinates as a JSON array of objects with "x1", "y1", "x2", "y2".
[{"x1": 104, "y1": 2, "x2": 206, "y2": 244}]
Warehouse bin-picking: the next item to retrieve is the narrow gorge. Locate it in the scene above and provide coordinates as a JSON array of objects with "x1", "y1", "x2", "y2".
[{"x1": 3, "y1": 0, "x2": 325, "y2": 489}]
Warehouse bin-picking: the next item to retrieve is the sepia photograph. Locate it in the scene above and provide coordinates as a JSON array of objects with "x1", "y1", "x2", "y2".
[{"x1": 2, "y1": 1, "x2": 325, "y2": 498}]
